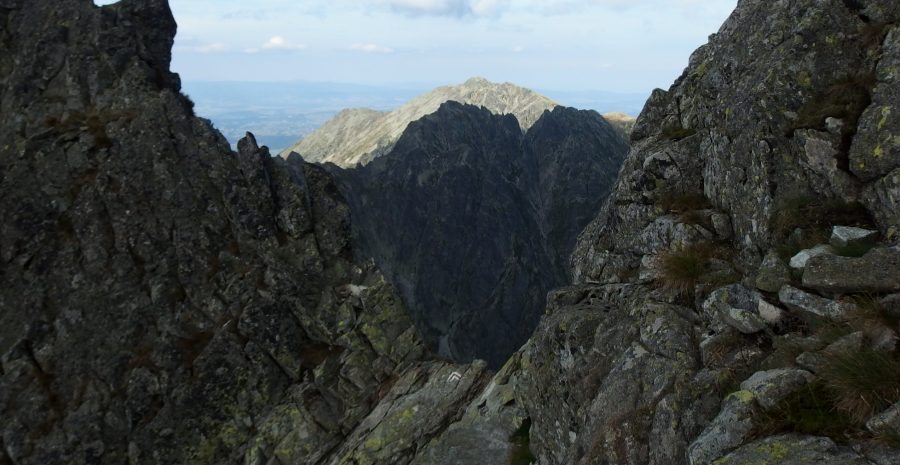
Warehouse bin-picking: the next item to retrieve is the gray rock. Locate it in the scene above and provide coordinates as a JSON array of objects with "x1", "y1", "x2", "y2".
[
  {"x1": 790, "y1": 244, "x2": 835, "y2": 270},
  {"x1": 803, "y1": 247, "x2": 900, "y2": 293},
  {"x1": 778, "y1": 285, "x2": 857, "y2": 319},
  {"x1": 711, "y1": 213, "x2": 733, "y2": 239},
  {"x1": 831, "y1": 226, "x2": 879, "y2": 249},
  {"x1": 854, "y1": 441, "x2": 900, "y2": 465},
  {"x1": 687, "y1": 390, "x2": 756, "y2": 465},
  {"x1": 824, "y1": 331, "x2": 865, "y2": 355},
  {"x1": 795, "y1": 352, "x2": 827, "y2": 373},
  {"x1": 867, "y1": 400, "x2": 900, "y2": 435},
  {"x1": 755, "y1": 250, "x2": 790, "y2": 293},
  {"x1": 703, "y1": 285, "x2": 770, "y2": 333},
  {"x1": 738, "y1": 368, "x2": 815, "y2": 410},
  {"x1": 714, "y1": 434, "x2": 870, "y2": 465}
]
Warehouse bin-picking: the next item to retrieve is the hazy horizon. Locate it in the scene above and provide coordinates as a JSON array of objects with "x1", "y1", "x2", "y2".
[{"x1": 94, "y1": 0, "x2": 739, "y2": 94}]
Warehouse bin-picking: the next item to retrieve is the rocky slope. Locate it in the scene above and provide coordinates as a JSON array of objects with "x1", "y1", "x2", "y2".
[
  {"x1": 361, "y1": 0, "x2": 900, "y2": 464},
  {"x1": 326, "y1": 103, "x2": 629, "y2": 367},
  {"x1": 4, "y1": 0, "x2": 900, "y2": 465},
  {"x1": 281, "y1": 77, "x2": 559, "y2": 167},
  {"x1": 0, "y1": 1, "x2": 484, "y2": 464},
  {"x1": 431, "y1": 0, "x2": 900, "y2": 464}
]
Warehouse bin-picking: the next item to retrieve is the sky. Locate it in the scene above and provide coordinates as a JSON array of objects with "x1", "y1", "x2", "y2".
[{"x1": 95, "y1": 0, "x2": 738, "y2": 93}]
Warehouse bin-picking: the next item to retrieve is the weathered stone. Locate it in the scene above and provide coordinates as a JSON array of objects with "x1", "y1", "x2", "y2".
[
  {"x1": 824, "y1": 331, "x2": 865, "y2": 355},
  {"x1": 790, "y1": 244, "x2": 835, "y2": 270},
  {"x1": 831, "y1": 226, "x2": 879, "y2": 249},
  {"x1": 803, "y1": 247, "x2": 900, "y2": 293},
  {"x1": 756, "y1": 299, "x2": 785, "y2": 325},
  {"x1": 850, "y1": 28, "x2": 900, "y2": 183},
  {"x1": 329, "y1": 361, "x2": 489, "y2": 465},
  {"x1": 754, "y1": 250, "x2": 790, "y2": 293},
  {"x1": 778, "y1": 285, "x2": 857, "y2": 319},
  {"x1": 711, "y1": 213, "x2": 733, "y2": 239},
  {"x1": 867, "y1": 400, "x2": 900, "y2": 435},
  {"x1": 795, "y1": 352, "x2": 827, "y2": 373},
  {"x1": 714, "y1": 434, "x2": 870, "y2": 465},
  {"x1": 687, "y1": 391, "x2": 756, "y2": 465},
  {"x1": 703, "y1": 285, "x2": 771, "y2": 333},
  {"x1": 738, "y1": 368, "x2": 815, "y2": 410}
]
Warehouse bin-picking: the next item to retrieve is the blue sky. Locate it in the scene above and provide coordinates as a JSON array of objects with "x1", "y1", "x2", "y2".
[{"x1": 96, "y1": 0, "x2": 738, "y2": 93}]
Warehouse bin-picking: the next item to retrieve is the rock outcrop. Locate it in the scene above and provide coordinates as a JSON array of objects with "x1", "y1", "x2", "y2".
[
  {"x1": 281, "y1": 77, "x2": 559, "y2": 167},
  {"x1": 325, "y1": 103, "x2": 629, "y2": 367},
  {"x1": 0, "y1": 1, "x2": 464, "y2": 464}
]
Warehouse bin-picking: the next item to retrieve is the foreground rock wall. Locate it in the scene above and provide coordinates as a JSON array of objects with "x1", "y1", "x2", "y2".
[{"x1": 0, "y1": 1, "x2": 475, "y2": 464}]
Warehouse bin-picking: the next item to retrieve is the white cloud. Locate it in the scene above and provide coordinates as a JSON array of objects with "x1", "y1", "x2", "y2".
[
  {"x1": 262, "y1": 35, "x2": 306, "y2": 50},
  {"x1": 350, "y1": 43, "x2": 395, "y2": 54},
  {"x1": 385, "y1": 0, "x2": 507, "y2": 17}
]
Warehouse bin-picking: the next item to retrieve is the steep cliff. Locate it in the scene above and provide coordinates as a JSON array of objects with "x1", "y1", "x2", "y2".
[
  {"x1": 281, "y1": 77, "x2": 559, "y2": 167},
  {"x1": 327, "y1": 103, "x2": 629, "y2": 367},
  {"x1": 0, "y1": 1, "x2": 483, "y2": 464}
]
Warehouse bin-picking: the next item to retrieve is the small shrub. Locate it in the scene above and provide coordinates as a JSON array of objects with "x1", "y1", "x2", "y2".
[
  {"x1": 508, "y1": 419, "x2": 536, "y2": 465},
  {"x1": 819, "y1": 349, "x2": 900, "y2": 423}
]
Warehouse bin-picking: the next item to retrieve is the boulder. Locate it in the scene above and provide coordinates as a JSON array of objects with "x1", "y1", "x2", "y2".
[
  {"x1": 687, "y1": 391, "x2": 756, "y2": 465},
  {"x1": 755, "y1": 250, "x2": 790, "y2": 293},
  {"x1": 803, "y1": 247, "x2": 900, "y2": 293},
  {"x1": 867, "y1": 400, "x2": 900, "y2": 435},
  {"x1": 778, "y1": 285, "x2": 857, "y2": 319},
  {"x1": 790, "y1": 244, "x2": 835, "y2": 269},
  {"x1": 830, "y1": 226, "x2": 878, "y2": 249},
  {"x1": 738, "y1": 368, "x2": 815, "y2": 409},
  {"x1": 703, "y1": 285, "x2": 772, "y2": 334}
]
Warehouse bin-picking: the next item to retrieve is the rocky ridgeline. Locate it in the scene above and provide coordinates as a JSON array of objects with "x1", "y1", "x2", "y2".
[
  {"x1": 326, "y1": 102, "x2": 629, "y2": 367},
  {"x1": 281, "y1": 77, "x2": 560, "y2": 167},
  {"x1": 2, "y1": 1, "x2": 900, "y2": 465}
]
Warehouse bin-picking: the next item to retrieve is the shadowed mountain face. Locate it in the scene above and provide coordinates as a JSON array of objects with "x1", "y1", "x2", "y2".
[{"x1": 327, "y1": 102, "x2": 630, "y2": 367}]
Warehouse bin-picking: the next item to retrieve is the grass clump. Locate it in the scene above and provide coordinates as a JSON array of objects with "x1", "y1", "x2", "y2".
[
  {"x1": 819, "y1": 349, "x2": 900, "y2": 423},
  {"x1": 771, "y1": 196, "x2": 874, "y2": 259},
  {"x1": 655, "y1": 242, "x2": 730, "y2": 297},
  {"x1": 847, "y1": 296, "x2": 900, "y2": 335},
  {"x1": 752, "y1": 382, "x2": 857, "y2": 441},
  {"x1": 508, "y1": 419, "x2": 536, "y2": 465}
]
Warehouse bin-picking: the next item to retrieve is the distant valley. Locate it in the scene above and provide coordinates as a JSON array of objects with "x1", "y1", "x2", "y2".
[{"x1": 183, "y1": 79, "x2": 648, "y2": 153}]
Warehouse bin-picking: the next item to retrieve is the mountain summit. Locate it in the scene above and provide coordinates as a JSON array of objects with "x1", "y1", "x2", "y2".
[{"x1": 280, "y1": 77, "x2": 558, "y2": 166}]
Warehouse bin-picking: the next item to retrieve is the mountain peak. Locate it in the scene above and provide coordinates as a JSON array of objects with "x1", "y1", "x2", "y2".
[{"x1": 281, "y1": 78, "x2": 558, "y2": 167}]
